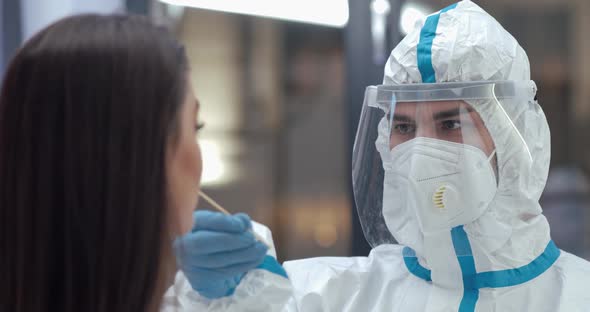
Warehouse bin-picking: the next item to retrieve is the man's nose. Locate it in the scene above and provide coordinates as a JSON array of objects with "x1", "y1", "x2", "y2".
[{"x1": 416, "y1": 124, "x2": 437, "y2": 139}]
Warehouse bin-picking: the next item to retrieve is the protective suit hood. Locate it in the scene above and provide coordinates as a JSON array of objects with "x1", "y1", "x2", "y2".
[{"x1": 378, "y1": 0, "x2": 552, "y2": 278}]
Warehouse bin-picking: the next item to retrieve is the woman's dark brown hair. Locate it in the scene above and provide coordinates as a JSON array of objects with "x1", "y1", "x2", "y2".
[{"x1": 0, "y1": 14, "x2": 187, "y2": 311}]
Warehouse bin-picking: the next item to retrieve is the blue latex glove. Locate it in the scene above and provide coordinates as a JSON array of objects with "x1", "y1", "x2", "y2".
[{"x1": 174, "y1": 210, "x2": 269, "y2": 299}]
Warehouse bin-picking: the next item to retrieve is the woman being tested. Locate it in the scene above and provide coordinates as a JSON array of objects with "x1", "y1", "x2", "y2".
[{"x1": 0, "y1": 14, "x2": 272, "y2": 312}]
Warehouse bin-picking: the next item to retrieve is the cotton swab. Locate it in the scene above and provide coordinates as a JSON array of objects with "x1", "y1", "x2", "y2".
[{"x1": 198, "y1": 190, "x2": 270, "y2": 248}]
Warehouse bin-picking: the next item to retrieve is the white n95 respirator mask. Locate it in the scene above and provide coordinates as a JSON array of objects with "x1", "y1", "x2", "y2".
[{"x1": 382, "y1": 137, "x2": 497, "y2": 235}]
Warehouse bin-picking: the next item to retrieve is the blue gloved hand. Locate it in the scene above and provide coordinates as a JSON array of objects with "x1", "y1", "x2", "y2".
[{"x1": 174, "y1": 210, "x2": 269, "y2": 299}]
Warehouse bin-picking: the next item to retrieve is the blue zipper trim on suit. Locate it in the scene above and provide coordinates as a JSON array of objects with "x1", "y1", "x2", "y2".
[
  {"x1": 451, "y1": 226, "x2": 480, "y2": 312},
  {"x1": 403, "y1": 235, "x2": 561, "y2": 312}
]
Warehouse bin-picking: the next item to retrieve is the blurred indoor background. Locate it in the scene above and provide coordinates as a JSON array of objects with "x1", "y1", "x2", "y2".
[{"x1": 2, "y1": 0, "x2": 589, "y2": 261}]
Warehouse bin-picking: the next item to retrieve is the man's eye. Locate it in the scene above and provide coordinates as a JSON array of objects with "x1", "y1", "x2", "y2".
[
  {"x1": 441, "y1": 120, "x2": 461, "y2": 130},
  {"x1": 393, "y1": 123, "x2": 416, "y2": 135}
]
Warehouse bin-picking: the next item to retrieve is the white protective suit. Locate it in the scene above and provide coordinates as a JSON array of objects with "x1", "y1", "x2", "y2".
[{"x1": 162, "y1": 1, "x2": 590, "y2": 311}]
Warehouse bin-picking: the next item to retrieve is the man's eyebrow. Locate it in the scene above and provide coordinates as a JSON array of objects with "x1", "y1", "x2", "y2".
[
  {"x1": 433, "y1": 106, "x2": 474, "y2": 120},
  {"x1": 391, "y1": 113, "x2": 414, "y2": 122}
]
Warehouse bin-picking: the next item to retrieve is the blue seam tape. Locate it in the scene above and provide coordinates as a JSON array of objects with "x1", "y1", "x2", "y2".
[
  {"x1": 257, "y1": 255, "x2": 288, "y2": 279},
  {"x1": 402, "y1": 238, "x2": 559, "y2": 312},
  {"x1": 403, "y1": 247, "x2": 432, "y2": 282},
  {"x1": 417, "y1": 3, "x2": 458, "y2": 83},
  {"x1": 475, "y1": 240, "x2": 560, "y2": 288},
  {"x1": 452, "y1": 226, "x2": 478, "y2": 312},
  {"x1": 459, "y1": 290, "x2": 479, "y2": 312}
]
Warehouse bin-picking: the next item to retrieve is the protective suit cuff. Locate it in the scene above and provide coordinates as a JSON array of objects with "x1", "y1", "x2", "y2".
[
  {"x1": 256, "y1": 255, "x2": 288, "y2": 279},
  {"x1": 161, "y1": 270, "x2": 293, "y2": 311}
]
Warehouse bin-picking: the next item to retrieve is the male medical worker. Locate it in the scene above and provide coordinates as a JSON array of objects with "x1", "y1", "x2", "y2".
[{"x1": 163, "y1": 1, "x2": 590, "y2": 311}]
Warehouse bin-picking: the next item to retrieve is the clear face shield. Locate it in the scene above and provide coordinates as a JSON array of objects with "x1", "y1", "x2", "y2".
[{"x1": 352, "y1": 81, "x2": 536, "y2": 251}]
